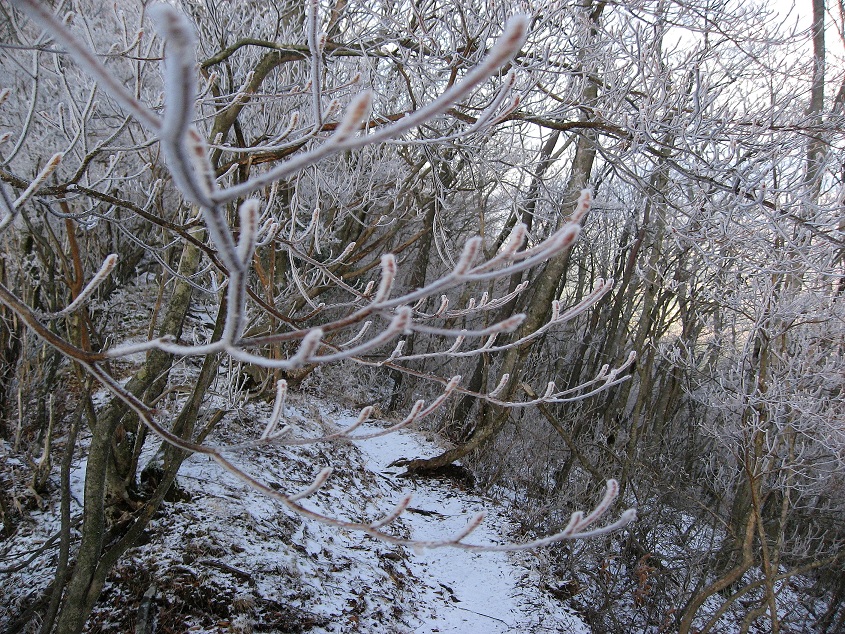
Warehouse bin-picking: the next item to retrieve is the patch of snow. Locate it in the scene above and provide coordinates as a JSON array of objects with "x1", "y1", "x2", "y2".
[
  {"x1": 1, "y1": 397, "x2": 587, "y2": 632},
  {"x1": 341, "y1": 413, "x2": 591, "y2": 633}
]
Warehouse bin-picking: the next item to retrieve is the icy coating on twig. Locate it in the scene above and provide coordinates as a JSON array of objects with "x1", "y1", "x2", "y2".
[{"x1": 9, "y1": 0, "x2": 636, "y2": 550}]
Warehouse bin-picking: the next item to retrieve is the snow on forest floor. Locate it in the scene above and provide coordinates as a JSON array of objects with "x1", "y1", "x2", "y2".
[
  {"x1": 3, "y1": 391, "x2": 834, "y2": 633},
  {"x1": 343, "y1": 412, "x2": 590, "y2": 633},
  {"x1": 1, "y1": 395, "x2": 590, "y2": 633}
]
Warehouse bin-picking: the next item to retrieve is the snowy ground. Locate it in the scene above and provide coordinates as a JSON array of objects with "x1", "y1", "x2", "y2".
[
  {"x1": 1, "y1": 397, "x2": 590, "y2": 633},
  {"x1": 348, "y1": 415, "x2": 590, "y2": 633},
  {"x1": 3, "y1": 392, "x2": 835, "y2": 633}
]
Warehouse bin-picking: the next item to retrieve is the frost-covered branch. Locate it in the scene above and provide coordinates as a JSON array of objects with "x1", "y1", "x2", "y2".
[{"x1": 1, "y1": 0, "x2": 637, "y2": 555}]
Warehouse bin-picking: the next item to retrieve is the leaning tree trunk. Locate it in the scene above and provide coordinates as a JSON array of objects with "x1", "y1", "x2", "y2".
[{"x1": 405, "y1": 74, "x2": 600, "y2": 472}]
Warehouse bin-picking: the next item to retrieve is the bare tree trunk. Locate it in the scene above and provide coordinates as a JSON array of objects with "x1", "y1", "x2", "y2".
[
  {"x1": 50, "y1": 296, "x2": 227, "y2": 634},
  {"x1": 99, "y1": 230, "x2": 204, "y2": 505},
  {"x1": 447, "y1": 131, "x2": 561, "y2": 432},
  {"x1": 389, "y1": 159, "x2": 453, "y2": 411},
  {"x1": 405, "y1": 75, "x2": 600, "y2": 472}
]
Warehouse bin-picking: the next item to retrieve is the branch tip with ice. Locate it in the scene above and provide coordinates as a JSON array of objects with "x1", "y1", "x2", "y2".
[
  {"x1": 337, "y1": 406, "x2": 372, "y2": 436},
  {"x1": 261, "y1": 380, "x2": 289, "y2": 440},
  {"x1": 370, "y1": 493, "x2": 414, "y2": 529},
  {"x1": 333, "y1": 91, "x2": 373, "y2": 142},
  {"x1": 237, "y1": 199, "x2": 261, "y2": 266},
  {"x1": 54, "y1": 253, "x2": 118, "y2": 318},
  {"x1": 374, "y1": 254, "x2": 397, "y2": 302},
  {"x1": 15, "y1": 152, "x2": 63, "y2": 209},
  {"x1": 289, "y1": 328, "x2": 324, "y2": 367},
  {"x1": 450, "y1": 512, "x2": 486, "y2": 543},
  {"x1": 288, "y1": 467, "x2": 333, "y2": 502},
  {"x1": 571, "y1": 188, "x2": 592, "y2": 223},
  {"x1": 454, "y1": 237, "x2": 482, "y2": 276},
  {"x1": 489, "y1": 374, "x2": 511, "y2": 398}
]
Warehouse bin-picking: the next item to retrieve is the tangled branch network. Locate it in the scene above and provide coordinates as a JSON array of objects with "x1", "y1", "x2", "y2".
[{"x1": 6, "y1": 0, "x2": 636, "y2": 549}]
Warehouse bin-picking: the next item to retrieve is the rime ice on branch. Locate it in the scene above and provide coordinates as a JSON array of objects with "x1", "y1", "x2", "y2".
[{"x1": 8, "y1": 0, "x2": 636, "y2": 549}]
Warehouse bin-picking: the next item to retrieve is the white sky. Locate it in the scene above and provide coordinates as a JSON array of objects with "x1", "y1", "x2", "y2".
[{"x1": 772, "y1": 0, "x2": 845, "y2": 61}]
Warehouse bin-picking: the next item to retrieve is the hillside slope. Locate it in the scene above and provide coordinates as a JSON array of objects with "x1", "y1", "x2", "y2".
[{"x1": 2, "y1": 397, "x2": 590, "y2": 633}]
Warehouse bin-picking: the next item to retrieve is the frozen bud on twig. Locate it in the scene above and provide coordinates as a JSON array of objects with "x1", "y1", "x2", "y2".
[
  {"x1": 454, "y1": 237, "x2": 482, "y2": 276},
  {"x1": 391, "y1": 306, "x2": 413, "y2": 335},
  {"x1": 15, "y1": 153, "x2": 63, "y2": 209},
  {"x1": 261, "y1": 380, "x2": 289, "y2": 440},
  {"x1": 325, "y1": 98, "x2": 341, "y2": 118},
  {"x1": 255, "y1": 219, "x2": 279, "y2": 247},
  {"x1": 374, "y1": 253, "x2": 397, "y2": 303},
  {"x1": 486, "y1": 14, "x2": 529, "y2": 67},
  {"x1": 289, "y1": 328, "x2": 324, "y2": 367},
  {"x1": 288, "y1": 467, "x2": 332, "y2": 501},
  {"x1": 337, "y1": 406, "x2": 373, "y2": 436},
  {"x1": 383, "y1": 340, "x2": 405, "y2": 363},
  {"x1": 148, "y1": 3, "x2": 197, "y2": 53},
  {"x1": 236, "y1": 199, "x2": 261, "y2": 266},
  {"x1": 53, "y1": 254, "x2": 119, "y2": 318},
  {"x1": 450, "y1": 512, "x2": 486, "y2": 543},
  {"x1": 489, "y1": 374, "x2": 510, "y2": 398},
  {"x1": 333, "y1": 91, "x2": 373, "y2": 142},
  {"x1": 580, "y1": 480, "x2": 622, "y2": 528},
  {"x1": 492, "y1": 96, "x2": 521, "y2": 124},
  {"x1": 370, "y1": 493, "x2": 413, "y2": 529},
  {"x1": 571, "y1": 188, "x2": 592, "y2": 223},
  {"x1": 496, "y1": 224, "x2": 533, "y2": 262},
  {"x1": 340, "y1": 321, "x2": 371, "y2": 347}
]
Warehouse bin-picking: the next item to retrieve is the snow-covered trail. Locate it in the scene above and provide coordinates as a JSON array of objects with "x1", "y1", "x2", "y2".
[
  {"x1": 2, "y1": 398, "x2": 592, "y2": 633},
  {"x1": 351, "y1": 417, "x2": 590, "y2": 633}
]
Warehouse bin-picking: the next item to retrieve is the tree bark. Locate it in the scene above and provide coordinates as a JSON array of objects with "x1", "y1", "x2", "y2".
[{"x1": 405, "y1": 67, "x2": 600, "y2": 472}]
